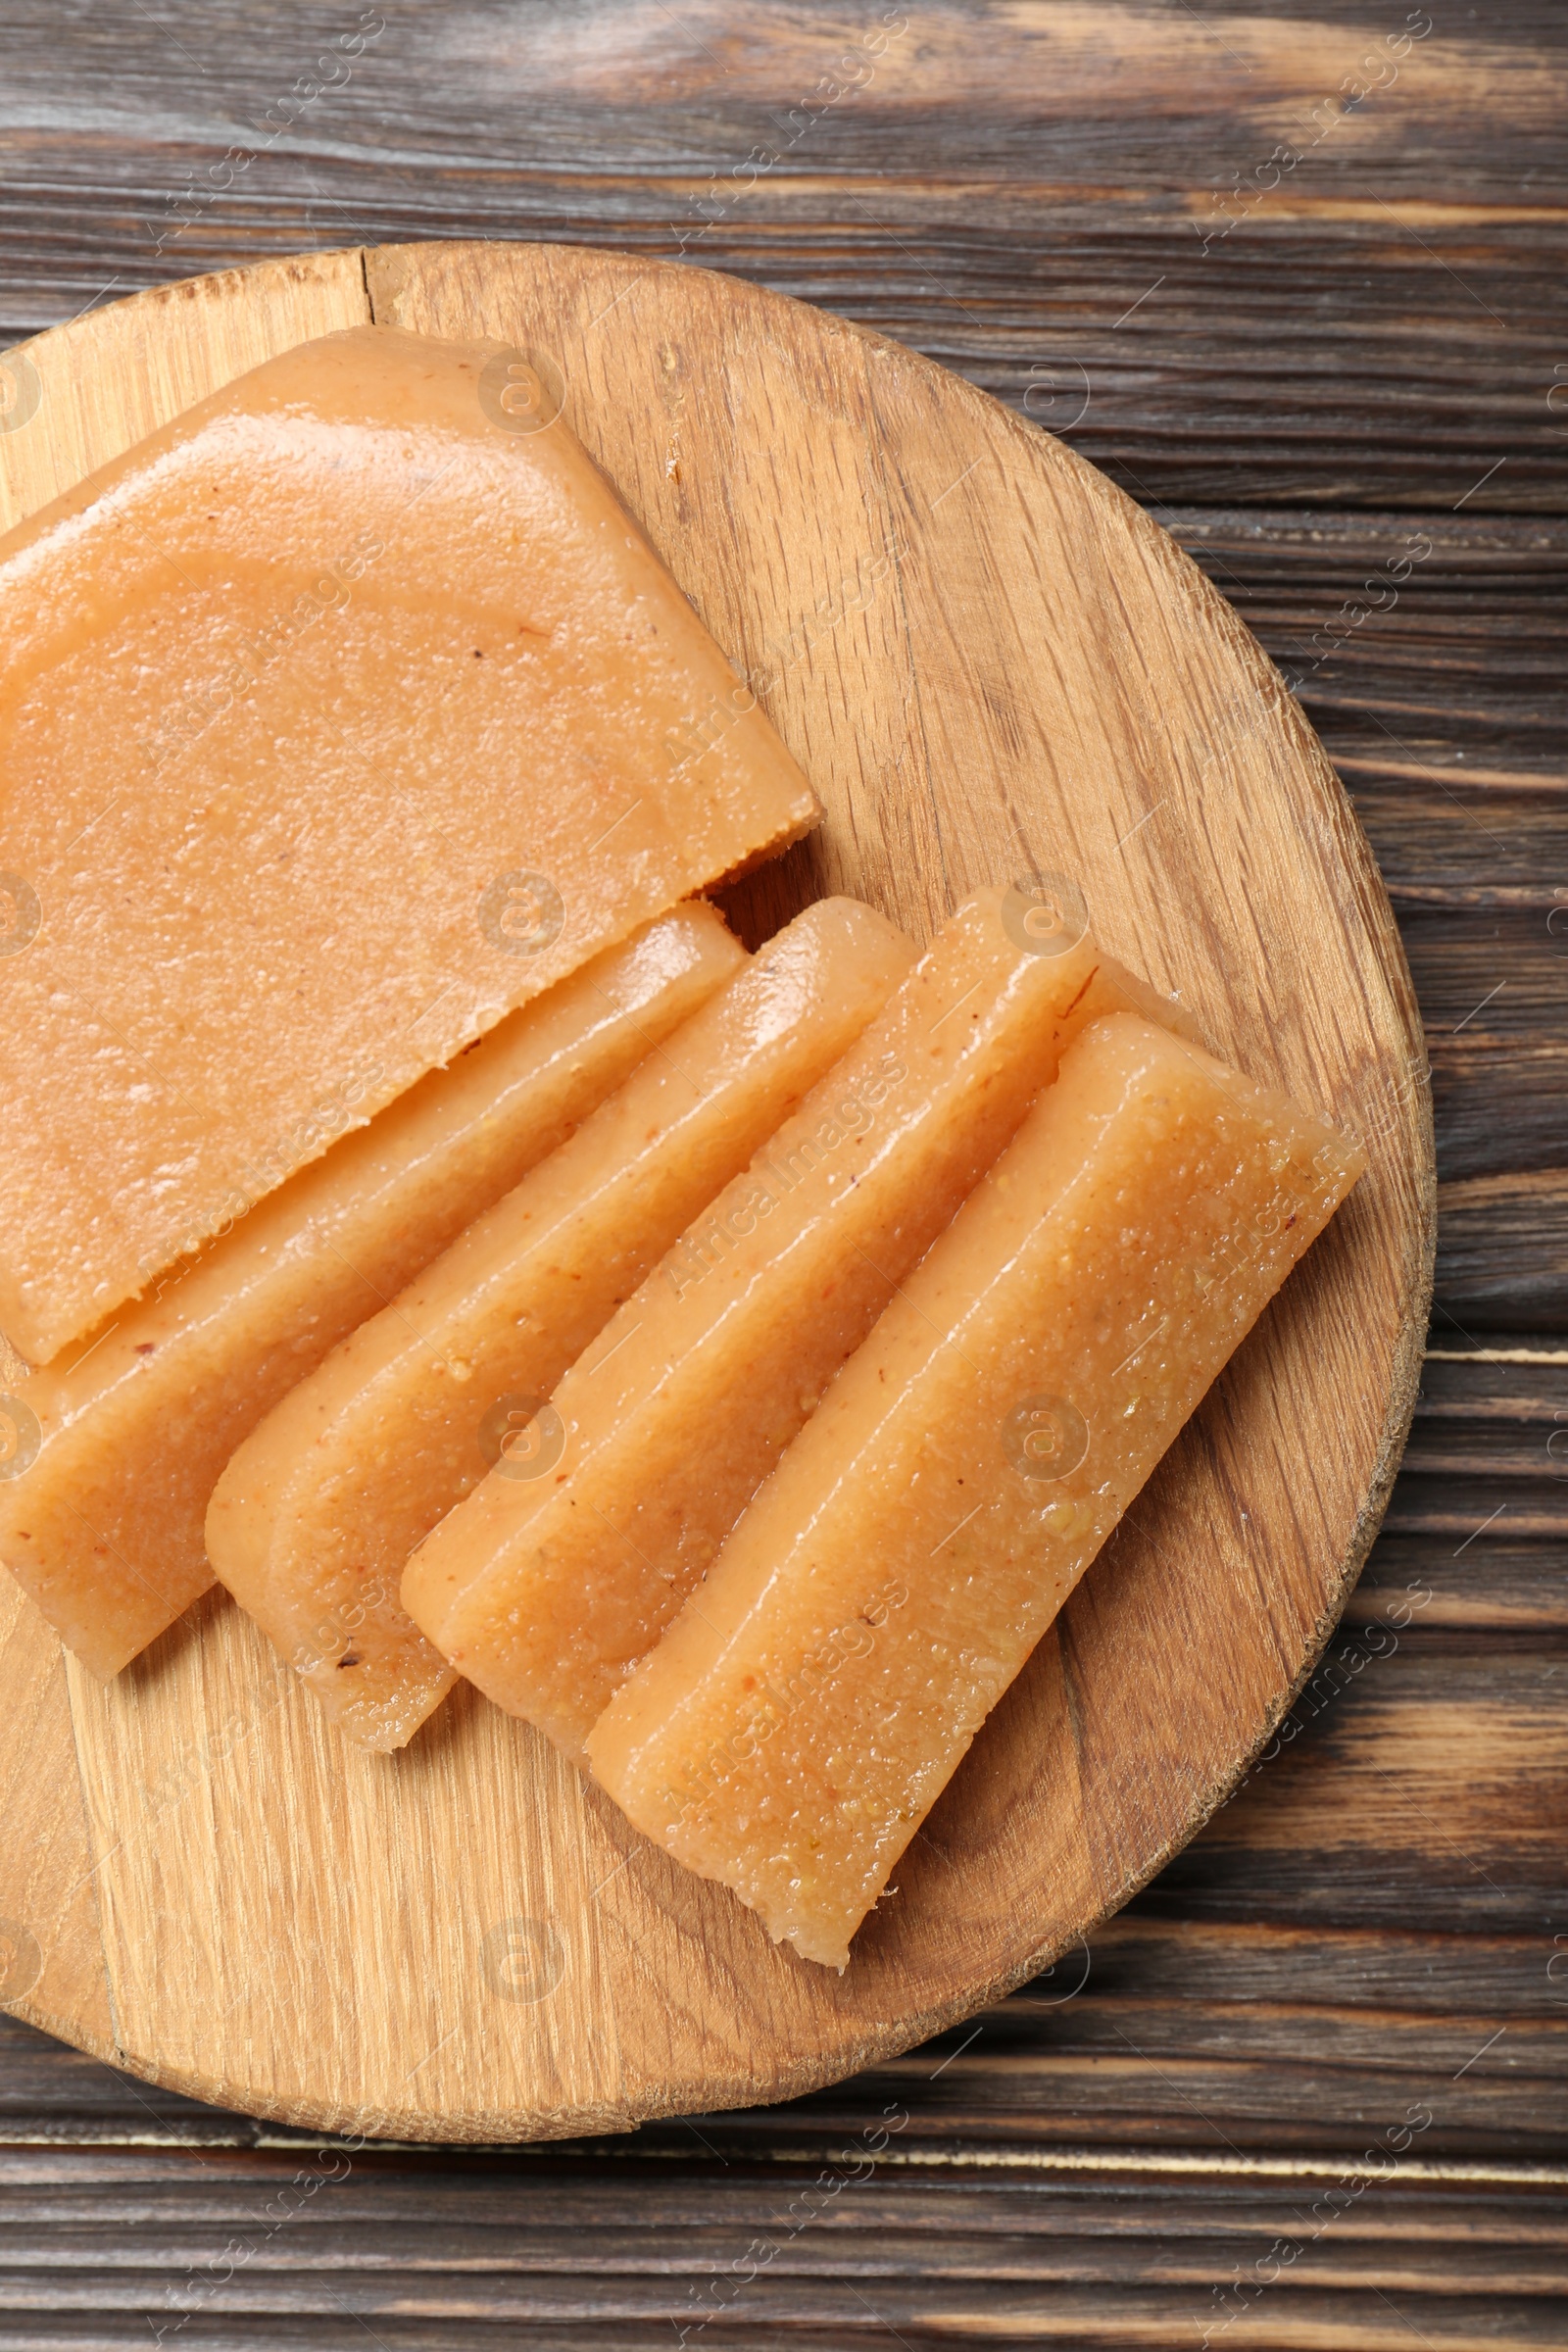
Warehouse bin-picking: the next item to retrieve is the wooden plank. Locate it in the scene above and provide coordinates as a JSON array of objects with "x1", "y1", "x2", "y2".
[
  {"x1": 3, "y1": 2140, "x2": 1566, "y2": 2227},
  {"x1": 0, "y1": 2266, "x2": 1560, "y2": 2349},
  {"x1": 1438, "y1": 1173, "x2": 1568, "y2": 1332},
  {"x1": 4, "y1": 2236, "x2": 1566, "y2": 2305},
  {"x1": 1354, "y1": 1535, "x2": 1566, "y2": 1630},
  {"x1": 3, "y1": 2142, "x2": 1568, "y2": 2277}
]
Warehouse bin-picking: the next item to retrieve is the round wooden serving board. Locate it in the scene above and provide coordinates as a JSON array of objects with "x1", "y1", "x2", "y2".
[{"x1": 0, "y1": 243, "x2": 1433, "y2": 2143}]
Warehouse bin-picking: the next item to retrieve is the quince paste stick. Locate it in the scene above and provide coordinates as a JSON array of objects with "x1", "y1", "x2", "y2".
[
  {"x1": 404, "y1": 885, "x2": 1197, "y2": 1757},
  {"x1": 207, "y1": 899, "x2": 916, "y2": 1753},
  {"x1": 589, "y1": 1014, "x2": 1367, "y2": 1969},
  {"x1": 0, "y1": 907, "x2": 741, "y2": 1680},
  {"x1": 0, "y1": 322, "x2": 818, "y2": 1364}
]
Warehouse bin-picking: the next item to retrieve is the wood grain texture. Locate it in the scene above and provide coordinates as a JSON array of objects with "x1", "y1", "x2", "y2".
[
  {"x1": 4, "y1": 0, "x2": 1566, "y2": 515},
  {"x1": 0, "y1": 236, "x2": 1429, "y2": 2140},
  {"x1": 0, "y1": 2132, "x2": 1565, "y2": 2348},
  {"x1": 0, "y1": 248, "x2": 369, "y2": 527},
  {"x1": 1, "y1": 2, "x2": 1559, "y2": 2337}
]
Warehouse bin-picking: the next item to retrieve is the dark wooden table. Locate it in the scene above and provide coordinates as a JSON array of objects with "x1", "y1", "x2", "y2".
[{"x1": 2, "y1": 4, "x2": 1564, "y2": 2342}]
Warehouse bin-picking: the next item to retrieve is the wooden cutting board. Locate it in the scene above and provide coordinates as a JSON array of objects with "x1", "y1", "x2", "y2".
[{"x1": 0, "y1": 242, "x2": 1433, "y2": 2143}]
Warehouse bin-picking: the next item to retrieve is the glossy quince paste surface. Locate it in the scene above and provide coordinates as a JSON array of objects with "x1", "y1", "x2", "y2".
[
  {"x1": 589, "y1": 1013, "x2": 1366, "y2": 1967},
  {"x1": 208, "y1": 898, "x2": 914, "y2": 1751},
  {"x1": 0, "y1": 908, "x2": 740, "y2": 1678},
  {"x1": 0, "y1": 323, "x2": 817, "y2": 1362},
  {"x1": 404, "y1": 886, "x2": 1196, "y2": 1756}
]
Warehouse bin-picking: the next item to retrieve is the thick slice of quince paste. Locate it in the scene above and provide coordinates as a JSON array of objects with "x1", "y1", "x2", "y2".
[
  {"x1": 404, "y1": 884, "x2": 1197, "y2": 1756},
  {"x1": 0, "y1": 323, "x2": 818, "y2": 1363},
  {"x1": 588, "y1": 1013, "x2": 1366, "y2": 1967},
  {"x1": 0, "y1": 907, "x2": 741, "y2": 1679},
  {"x1": 209, "y1": 898, "x2": 915, "y2": 1751}
]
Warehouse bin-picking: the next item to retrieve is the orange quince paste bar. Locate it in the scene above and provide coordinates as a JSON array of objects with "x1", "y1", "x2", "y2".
[
  {"x1": 206, "y1": 899, "x2": 915, "y2": 1753},
  {"x1": 588, "y1": 1012, "x2": 1366, "y2": 1969},
  {"x1": 404, "y1": 883, "x2": 1199, "y2": 1756},
  {"x1": 0, "y1": 323, "x2": 818, "y2": 1363},
  {"x1": 0, "y1": 908, "x2": 741, "y2": 1679}
]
